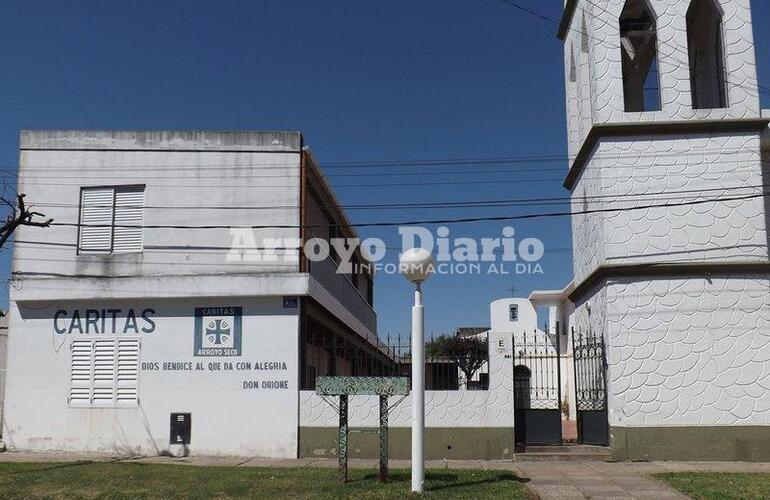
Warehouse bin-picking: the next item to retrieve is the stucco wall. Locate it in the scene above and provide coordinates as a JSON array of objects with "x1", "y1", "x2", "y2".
[
  {"x1": 571, "y1": 131, "x2": 768, "y2": 283},
  {"x1": 3, "y1": 296, "x2": 300, "y2": 457},
  {"x1": 570, "y1": 147, "x2": 606, "y2": 283},
  {"x1": 14, "y1": 130, "x2": 302, "y2": 280},
  {"x1": 605, "y1": 275, "x2": 770, "y2": 427},
  {"x1": 563, "y1": 1, "x2": 770, "y2": 460},
  {"x1": 600, "y1": 133, "x2": 767, "y2": 265},
  {"x1": 299, "y1": 331, "x2": 513, "y2": 429}
]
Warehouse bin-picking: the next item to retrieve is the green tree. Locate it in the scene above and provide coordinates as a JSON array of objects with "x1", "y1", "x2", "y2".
[{"x1": 426, "y1": 335, "x2": 488, "y2": 387}]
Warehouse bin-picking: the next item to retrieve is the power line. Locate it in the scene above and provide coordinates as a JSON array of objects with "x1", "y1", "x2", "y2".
[
  {"x1": 4, "y1": 147, "x2": 759, "y2": 174},
  {"x1": 13, "y1": 183, "x2": 770, "y2": 211},
  {"x1": 578, "y1": 0, "x2": 770, "y2": 96},
  {"x1": 12, "y1": 177, "x2": 562, "y2": 188},
  {"x1": 40, "y1": 191, "x2": 768, "y2": 230},
  {"x1": 494, "y1": 0, "x2": 770, "y2": 97},
  {"x1": 3, "y1": 245, "x2": 578, "y2": 268},
  {"x1": 8, "y1": 155, "x2": 763, "y2": 180},
  {"x1": 6, "y1": 152, "x2": 766, "y2": 189},
  {"x1": 5, "y1": 166, "x2": 567, "y2": 179},
  {"x1": 8, "y1": 172, "x2": 765, "y2": 189}
]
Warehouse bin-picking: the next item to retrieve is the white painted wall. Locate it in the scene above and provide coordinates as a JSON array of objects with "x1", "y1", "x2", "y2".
[
  {"x1": 568, "y1": 129, "x2": 770, "y2": 428},
  {"x1": 12, "y1": 130, "x2": 375, "y2": 345},
  {"x1": 299, "y1": 331, "x2": 513, "y2": 429},
  {"x1": 15, "y1": 131, "x2": 302, "y2": 279},
  {"x1": 5, "y1": 130, "x2": 382, "y2": 458},
  {"x1": 490, "y1": 298, "x2": 537, "y2": 332},
  {"x1": 605, "y1": 276, "x2": 770, "y2": 427},
  {"x1": 564, "y1": 0, "x2": 770, "y2": 431},
  {"x1": 571, "y1": 131, "x2": 768, "y2": 284},
  {"x1": 3, "y1": 297, "x2": 300, "y2": 457}
]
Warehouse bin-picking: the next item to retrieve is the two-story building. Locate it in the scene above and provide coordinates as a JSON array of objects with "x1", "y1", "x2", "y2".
[{"x1": 2, "y1": 130, "x2": 385, "y2": 458}]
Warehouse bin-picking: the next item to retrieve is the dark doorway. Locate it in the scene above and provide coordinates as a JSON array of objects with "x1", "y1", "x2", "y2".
[{"x1": 513, "y1": 365, "x2": 531, "y2": 446}]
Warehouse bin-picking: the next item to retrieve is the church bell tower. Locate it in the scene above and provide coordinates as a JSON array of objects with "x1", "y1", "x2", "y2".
[{"x1": 558, "y1": 0, "x2": 770, "y2": 461}]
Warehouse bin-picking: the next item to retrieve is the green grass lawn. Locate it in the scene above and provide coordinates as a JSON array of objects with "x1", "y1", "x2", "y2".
[
  {"x1": 655, "y1": 472, "x2": 770, "y2": 500},
  {"x1": 0, "y1": 461, "x2": 528, "y2": 499}
]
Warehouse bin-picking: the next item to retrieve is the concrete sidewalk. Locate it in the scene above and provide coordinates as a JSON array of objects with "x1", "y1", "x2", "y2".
[
  {"x1": 520, "y1": 461, "x2": 770, "y2": 499},
  {"x1": 2, "y1": 452, "x2": 770, "y2": 499}
]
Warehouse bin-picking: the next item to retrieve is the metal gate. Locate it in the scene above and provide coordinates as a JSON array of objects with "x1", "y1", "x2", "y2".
[
  {"x1": 572, "y1": 327, "x2": 609, "y2": 446},
  {"x1": 513, "y1": 327, "x2": 562, "y2": 446}
]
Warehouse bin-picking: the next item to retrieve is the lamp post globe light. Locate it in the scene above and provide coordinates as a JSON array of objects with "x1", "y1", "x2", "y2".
[{"x1": 398, "y1": 248, "x2": 434, "y2": 493}]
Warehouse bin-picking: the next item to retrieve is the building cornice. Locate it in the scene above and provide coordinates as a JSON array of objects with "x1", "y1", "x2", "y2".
[
  {"x1": 19, "y1": 130, "x2": 303, "y2": 153},
  {"x1": 564, "y1": 119, "x2": 770, "y2": 191},
  {"x1": 568, "y1": 261, "x2": 770, "y2": 303},
  {"x1": 10, "y1": 272, "x2": 312, "y2": 302},
  {"x1": 558, "y1": 0, "x2": 578, "y2": 41}
]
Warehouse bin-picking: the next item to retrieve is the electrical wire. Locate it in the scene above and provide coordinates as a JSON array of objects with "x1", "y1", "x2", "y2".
[
  {"x1": 494, "y1": 0, "x2": 770, "y2": 97},
  {"x1": 3, "y1": 147, "x2": 761, "y2": 174},
  {"x1": 37, "y1": 191, "x2": 769, "y2": 230}
]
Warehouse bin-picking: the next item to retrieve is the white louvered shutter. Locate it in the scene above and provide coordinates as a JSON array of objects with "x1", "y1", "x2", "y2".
[
  {"x1": 92, "y1": 339, "x2": 116, "y2": 404},
  {"x1": 116, "y1": 338, "x2": 140, "y2": 405},
  {"x1": 79, "y1": 188, "x2": 114, "y2": 252},
  {"x1": 113, "y1": 187, "x2": 145, "y2": 253},
  {"x1": 69, "y1": 339, "x2": 94, "y2": 405}
]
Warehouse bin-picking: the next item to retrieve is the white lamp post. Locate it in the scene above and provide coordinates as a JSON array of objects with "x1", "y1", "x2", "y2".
[{"x1": 399, "y1": 247, "x2": 434, "y2": 493}]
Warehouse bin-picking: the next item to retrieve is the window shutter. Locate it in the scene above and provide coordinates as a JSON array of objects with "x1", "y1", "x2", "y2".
[
  {"x1": 92, "y1": 339, "x2": 116, "y2": 404},
  {"x1": 69, "y1": 338, "x2": 140, "y2": 407},
  {"x1": 113, "y1": 187, "x2": 145, "y2": 253},
  {"x1": 79, "y1": 188, "x2": 114, "y2": 252},
  {"x1": 69, "y1": 340, "x2": 94, "y2": 405},
  {"x1": 116, "y1": 338, "x2": 140, "y2": 405}
]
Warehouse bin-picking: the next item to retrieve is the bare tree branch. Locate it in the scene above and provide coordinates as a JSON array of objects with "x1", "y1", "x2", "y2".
[{"x1": 0, "y1": 193, "x2": 54, "y2": 249}]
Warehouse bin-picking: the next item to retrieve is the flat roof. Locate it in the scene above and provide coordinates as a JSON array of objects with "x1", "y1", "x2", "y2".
[
  {"x1": 19, "y1": 130, "x2": 303, "y2": 153},
  {"x1": 529, "y1": 282, "x2": 576, "y2": 302}
]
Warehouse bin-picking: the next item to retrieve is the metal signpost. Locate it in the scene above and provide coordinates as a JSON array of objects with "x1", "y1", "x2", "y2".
[{"x1": 315, "y1": 376, "x2": 410, "y2": 483}]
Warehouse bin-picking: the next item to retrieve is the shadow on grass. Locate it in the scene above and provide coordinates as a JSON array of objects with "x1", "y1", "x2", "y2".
[
  {"x1": 358, "y1": 470, "x2": 529, "y2": 492},
  {"x1": 3, "y1": 461, "x2": 97, "y2": 475},
  {"x1": 3, "y1": 458, "x2": 149, "y2": 476}
]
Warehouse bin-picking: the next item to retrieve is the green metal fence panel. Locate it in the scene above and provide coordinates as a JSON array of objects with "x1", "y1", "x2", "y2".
[{"x1": 315, "y1": 376, "x2": 410, "y2": 396}]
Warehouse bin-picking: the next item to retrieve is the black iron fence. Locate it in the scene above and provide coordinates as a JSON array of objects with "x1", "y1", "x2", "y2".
[
  {"x1": 513, "y1": 328, "x2": 562, "y2": 411},
  {"x1": 571, "y1": 326, "x2": 609, "y2": 446},
  {"x1": 513, "y1": 327, "x2": 564, "y2": 446},
  {"x1": 301, "y1": 332, "x2": 490, "y2": 391}
]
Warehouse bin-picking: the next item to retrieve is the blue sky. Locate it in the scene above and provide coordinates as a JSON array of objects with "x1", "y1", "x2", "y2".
[{"x1": 1, "y1": 0, "x2": 769, "y2": 335}]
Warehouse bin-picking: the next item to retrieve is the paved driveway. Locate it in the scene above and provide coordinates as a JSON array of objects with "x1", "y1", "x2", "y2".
[
  {"x1": 516, "y1": 461, "x2": 686, "y2": 499},
  {"x1": 517, "y1": 461, "x2": 770, "y2": 499}
]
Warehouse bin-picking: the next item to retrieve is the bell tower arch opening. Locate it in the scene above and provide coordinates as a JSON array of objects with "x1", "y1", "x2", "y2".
[
  {"x1": 620, "y1": 0, "x2": 661, "y2": 112},
  {"x1": 687, "y1": 0, "x2": 728, "y2": 109}
]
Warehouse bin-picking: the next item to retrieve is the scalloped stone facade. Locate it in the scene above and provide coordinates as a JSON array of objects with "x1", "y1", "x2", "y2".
[
  {"x1": 564, "y1": 0, "x2": 761, "y2": 159},
  {"x1": 563, "y1": 0, "x2": 770, "y2": 452}
]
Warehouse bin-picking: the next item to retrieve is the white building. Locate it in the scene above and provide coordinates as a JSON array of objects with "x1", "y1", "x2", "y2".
[
  {"x1": 3, "y1": 130, "x2": 381, "y2": 458},
  {"x1": 560, "y1": 0, "x2": 770, "y2": 460}
]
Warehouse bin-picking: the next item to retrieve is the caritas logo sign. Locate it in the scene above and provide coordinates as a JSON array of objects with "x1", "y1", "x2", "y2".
[{"x1": 194, "y1": 307, "x2": 242, "y2": 357}]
